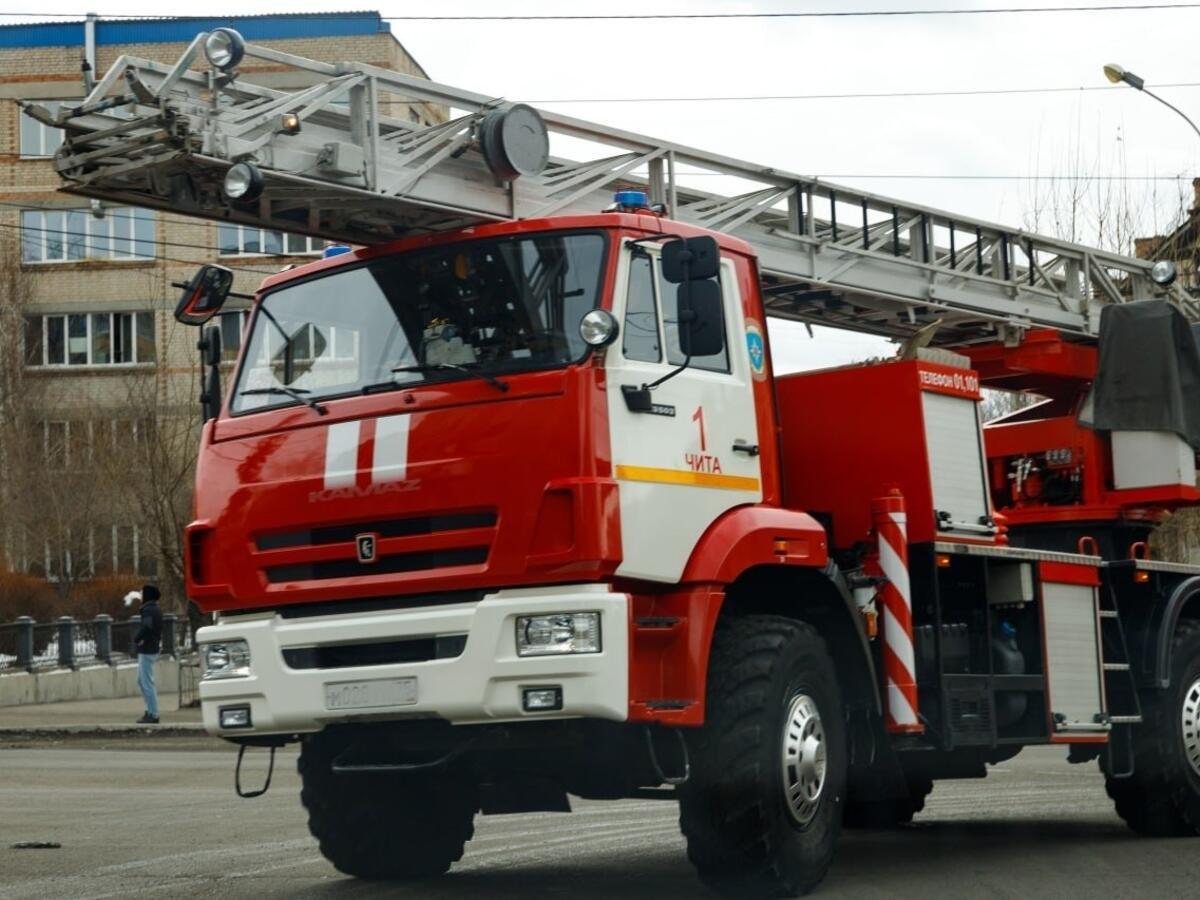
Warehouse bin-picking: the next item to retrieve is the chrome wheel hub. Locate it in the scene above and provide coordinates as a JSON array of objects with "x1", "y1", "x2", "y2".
[
  {"x1": 781, "y1": 692, "x2": 827, "y2": 827},
  {"x1": 1183, "y1": 677, "x2": 1200, "y2": 778}
]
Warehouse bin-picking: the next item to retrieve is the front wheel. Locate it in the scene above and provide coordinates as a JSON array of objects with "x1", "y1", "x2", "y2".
[
  {"x1": 1105, "y1": 620, "x2": 1200, "y2": 837},
  {"x1": 679, "y1": 615, "x2": 846, "y2": 898},
  {"x1": 299, "y1": 729, "x2": 478, "y2": 880}
]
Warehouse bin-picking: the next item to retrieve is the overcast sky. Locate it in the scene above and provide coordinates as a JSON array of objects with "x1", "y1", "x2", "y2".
[{"x1": 9, "y1": 0, "x2": 1200, "y2": 369}]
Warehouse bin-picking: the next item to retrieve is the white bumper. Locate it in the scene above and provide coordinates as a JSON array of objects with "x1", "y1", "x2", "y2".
[{"x1": 197, "y1": 585, "x2": 629, "y2": 738}]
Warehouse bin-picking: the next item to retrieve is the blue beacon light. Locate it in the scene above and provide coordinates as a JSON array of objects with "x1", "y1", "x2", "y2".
[{"x1": 613, "y1": 190, "x2": 649, "y2": 210}]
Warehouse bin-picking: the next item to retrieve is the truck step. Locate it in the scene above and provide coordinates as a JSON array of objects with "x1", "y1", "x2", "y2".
[
  {"x1": 1099, "y1": 610, "x2": 1119, "y2": 619},
  {"x1": 1107, "y1": 715, "x2": 1143, "y2": 724},
  {"x1": 1103, "y1": 663, "x2": 1131, "y2": 671}
]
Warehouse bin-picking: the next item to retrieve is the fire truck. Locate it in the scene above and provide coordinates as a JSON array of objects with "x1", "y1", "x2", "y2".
[{"x1": 39, "y1": 28, "x2": 1200, "y2": 897}]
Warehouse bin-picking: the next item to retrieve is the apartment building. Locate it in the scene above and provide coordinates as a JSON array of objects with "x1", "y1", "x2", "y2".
[{"x1": 0, "y1": 12, "x2": 443, "y2": 588}]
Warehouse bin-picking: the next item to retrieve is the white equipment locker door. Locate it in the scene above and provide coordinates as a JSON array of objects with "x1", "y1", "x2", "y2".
[
  {"x1": 1043, "y1": 581, "x2": 1107, "y2": 734},
  {"x1": 922, "y1": 391, "x2": 992, "y2": 533},
  {"x1": 605, "y1": 244, "x2": 762, "y2": 583}
]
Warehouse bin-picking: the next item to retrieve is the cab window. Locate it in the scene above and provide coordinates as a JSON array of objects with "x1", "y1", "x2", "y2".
[{"x1": 622, "y1": 253, "x2": 662, "y2": 363}]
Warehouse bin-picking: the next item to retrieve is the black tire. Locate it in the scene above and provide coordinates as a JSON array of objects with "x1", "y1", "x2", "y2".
[
  {"x1": 842, "y1": 778, "x2": 932, "y2": 829},
  {"x1": 1105, "y1": 620, "x2": 1200, "y2": 837},
  {"x1": 299, "y1": 729, "x2": 478, "y2": 879},
  {"x1": 678, "y1": 615, "x2": 847, "y2": 898}
]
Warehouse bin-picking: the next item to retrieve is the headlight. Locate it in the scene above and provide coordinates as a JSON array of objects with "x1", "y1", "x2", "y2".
[
  {"x1": 201, "y1": 640, "x2": 252, "y2": 679},
  {"x1": 579, "y1": 309, "x2": 619, "y2": 347},
  {"x1": 204, "y1": 28, "x2": 246, "y2": 71},
  {"x1": 516, "y1": 612, "x2": 601, "y2": 657}
]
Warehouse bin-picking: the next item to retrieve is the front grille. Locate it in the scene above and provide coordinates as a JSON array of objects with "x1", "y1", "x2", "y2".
[
  {"x1": 265, "y1": 546, "x2": 489, "y2": 583},
  {"x1": 282, "y1": 634, "x2": 467, "y2": 670},
  {"x1": 257, "y1": 511, "x2": 497, "y2": 551},
  {"x1": 275, "y1": 591, "x2": 486, "y2": 619}
]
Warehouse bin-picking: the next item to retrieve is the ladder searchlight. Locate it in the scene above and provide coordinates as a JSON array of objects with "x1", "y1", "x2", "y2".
[{"x1": 203, "y1": 29, "x2": 549, "y2": 204}]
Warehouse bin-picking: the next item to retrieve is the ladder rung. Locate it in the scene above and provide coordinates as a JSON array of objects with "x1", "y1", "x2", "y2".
[
  {"x1": 1108, "y1": 715, "x2": 1143, "y2": 724},
  {"x1": 1103, "y1": 663, "x2": 1130, "y2": 671}
]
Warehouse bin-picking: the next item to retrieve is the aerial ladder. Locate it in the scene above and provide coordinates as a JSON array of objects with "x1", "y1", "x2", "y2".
[
  {"x1": 34, "y1": 28, "x2": 1200, "y2": 898},
  {"x1": 28, "y1": 28, "x2": 1198, "y2": 342}
]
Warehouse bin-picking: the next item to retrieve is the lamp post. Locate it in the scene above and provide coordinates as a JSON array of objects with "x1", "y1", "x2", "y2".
[{"x1": 1103, "y1": 63, "x2": 1200, "y2": 141}]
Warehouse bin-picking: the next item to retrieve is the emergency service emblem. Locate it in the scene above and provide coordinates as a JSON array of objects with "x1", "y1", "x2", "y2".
[
  {"x1": 746, "y1": 320, "x2": 766, "y2": 381},
  {"x1": 355, "y1": 533, "x2": 379, "y2": 564}
]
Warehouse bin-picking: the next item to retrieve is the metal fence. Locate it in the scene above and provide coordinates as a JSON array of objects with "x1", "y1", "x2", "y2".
[
  {"x1": 0, "y1": 613, "x2": 188, "y2": 673},
  {"x1": 0, "y1": 623, "x2": 18, "y2": 673}
]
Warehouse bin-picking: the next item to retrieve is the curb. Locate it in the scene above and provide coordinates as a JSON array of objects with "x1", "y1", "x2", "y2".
[{"x1": 0, "y1": 724, "x2": 208, "y2": 738}]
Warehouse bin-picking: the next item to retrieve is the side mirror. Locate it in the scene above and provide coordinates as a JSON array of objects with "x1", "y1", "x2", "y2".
[
  {"x1": 661, "y1": 236, "x2": 719, "y2": 283},
  {"x1": 198, "y1": 325, "x2": 223, "y2": 423},
  {"x1": 175, "y1": 265, "x2": 234, "y2": 325},
  {"x1": 677, "y1": 280, "x2": 725, "y2": 359}
]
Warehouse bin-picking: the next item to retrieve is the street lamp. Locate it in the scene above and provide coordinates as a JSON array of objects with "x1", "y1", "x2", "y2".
[{"x1": 1103, "y1": 63, "x2": 1200, "y2": 141}]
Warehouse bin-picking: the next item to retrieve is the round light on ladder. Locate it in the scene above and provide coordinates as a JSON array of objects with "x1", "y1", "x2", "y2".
[
  {"x1": 204, "y1": 28, "x2": 246, "y2": 71},
  {"x1": 1151, "y1": 259, "x2": 1177, "y2": 286},
  {"x1": 478, "y1": 104, "x2": 549, "y2": 181},
  {"x1": 579, "y1": 309, "x2": 619, "y2": 347},
  {"x1": 223, "y1": 162, "x2": 264, "y2": 202}
]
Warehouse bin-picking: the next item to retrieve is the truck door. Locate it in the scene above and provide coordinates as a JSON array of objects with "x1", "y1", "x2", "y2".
[{"x1": 605, "y1": 241, "x2": 763, "y2": 582}]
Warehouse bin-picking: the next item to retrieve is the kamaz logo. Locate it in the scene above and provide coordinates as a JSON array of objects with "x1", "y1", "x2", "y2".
[
  {"x1": 307, "y1": 480, "x2": 419, "y2": 503},
  {"x1": 356, "y1": 533, "x2": 379, "y2": 564}
]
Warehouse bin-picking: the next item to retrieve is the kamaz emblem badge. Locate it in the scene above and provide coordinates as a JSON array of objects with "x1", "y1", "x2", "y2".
[{"x1": 356, "y1": 533, "x2": 379, "y2": 564}]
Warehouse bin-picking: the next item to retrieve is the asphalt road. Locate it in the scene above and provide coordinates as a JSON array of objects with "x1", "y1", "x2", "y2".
[{"x1": 2, "y1": 743, "x2": 1199, "y2": 899}]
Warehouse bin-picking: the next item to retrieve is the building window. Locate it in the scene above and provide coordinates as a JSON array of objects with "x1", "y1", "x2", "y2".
[
  {"x1": 218, "y1": 310, "x2": 251, "y2": 361},
  {"x1": 20, "y1": 207, "x2": 155, "y2": 263},
  {"x1": 37, "y1": 418, "x2": 141, "y2": 470},
  {"x1": 112, "y1": 524, "x2": 158, "y2": 578},
  {"x1": 25, "y1": 311, "x2": 156, "y2": 367},
  {"x1": 218, "y1": 223, "x2": 322, "y2": 257},
  {"x1": 29, "y1": 525, "x2": 157, "y2": 580},
  {"x1": 19, "y1": 99, "x2": 77, "y2": 158}
]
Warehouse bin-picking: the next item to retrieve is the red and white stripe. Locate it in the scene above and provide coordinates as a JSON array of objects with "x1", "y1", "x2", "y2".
[
  {"x1": 323, "y1": 415, "x2": 411, "y2": 489},
  {"x1": 869, "y1": 491, "x2": 923, "y2": 734}
]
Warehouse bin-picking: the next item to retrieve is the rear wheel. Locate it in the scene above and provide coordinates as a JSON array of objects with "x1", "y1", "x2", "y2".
[
  {"x1": 299, "y1": 729, "x2": 478, "y2": 879},
  {"x1": 1105, "y1": 620, "x2": 1200, "y2": 837},
  {"x1": 678, "y1": 615, "x2": 846, "y2": 898}
]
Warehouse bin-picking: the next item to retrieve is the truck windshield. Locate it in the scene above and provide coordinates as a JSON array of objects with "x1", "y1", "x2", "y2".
[{"x1": 232, "y1": 231, "x2": 607, "y2": 414}]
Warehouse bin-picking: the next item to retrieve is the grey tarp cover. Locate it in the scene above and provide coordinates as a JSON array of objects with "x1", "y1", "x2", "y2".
[{"x1": 1078, "y1": 300, "x2": 1200, "y2": 449}]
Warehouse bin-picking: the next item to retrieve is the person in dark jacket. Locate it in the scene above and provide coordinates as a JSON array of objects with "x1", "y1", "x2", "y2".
[{"x1": 134, "y1": 585, "x2": 163, "y2": 724}]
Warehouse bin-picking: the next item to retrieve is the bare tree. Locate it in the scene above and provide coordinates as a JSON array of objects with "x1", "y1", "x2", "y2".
[
  {"x1": 1022, "y1": 119, "x2": 1190, "y2": 255},
  {"x1": 101, "y1": 333, "x2": 202, "y2": 612}
]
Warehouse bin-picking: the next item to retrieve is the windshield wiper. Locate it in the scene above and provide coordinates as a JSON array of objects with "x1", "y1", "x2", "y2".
[
  {"x1": 241, "y1": 386, "x2": 329, "y2": 415},
  {"x1": 391, "y1": 363, "x2": 509, "y2": 393}
]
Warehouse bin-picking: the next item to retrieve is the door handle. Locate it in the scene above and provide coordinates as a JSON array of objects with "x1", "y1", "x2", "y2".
[{"x1": 732, "y1": 440, "x2": 760, "y2": 456}]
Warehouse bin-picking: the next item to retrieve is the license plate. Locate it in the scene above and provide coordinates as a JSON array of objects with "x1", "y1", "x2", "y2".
[{"x1": 324, "y1": 677, "x2": 418, "y2": 711}]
